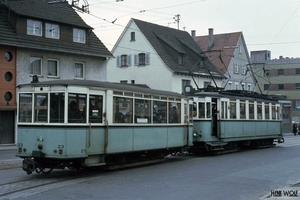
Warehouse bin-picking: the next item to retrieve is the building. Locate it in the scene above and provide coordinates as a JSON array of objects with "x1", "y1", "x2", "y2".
[
  {"x1": 193, "y1": 29, "x2": 255, "y2": 91},
  {"x1": 0, "y1": 0, "x2": 112, "y2": 145},
  {"x1": 251, "y1": 50, "x2": 297, "y2": 132},
  {"x1": 107, "y1": 18, "x2": 224, "y2": 94}
]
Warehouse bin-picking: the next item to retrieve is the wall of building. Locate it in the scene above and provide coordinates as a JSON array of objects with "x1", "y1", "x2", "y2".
[{"x1": 16, "y1": 48, "x2": 107, "y2": 85}]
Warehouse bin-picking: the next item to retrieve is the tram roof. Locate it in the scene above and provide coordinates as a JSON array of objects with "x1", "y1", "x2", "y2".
[
  {"x1": 191, "y1": 89, "x2": 280, "y2": 103},
  {"x1": 17, "y1": 79, "x2": 186, "y2": 99}
]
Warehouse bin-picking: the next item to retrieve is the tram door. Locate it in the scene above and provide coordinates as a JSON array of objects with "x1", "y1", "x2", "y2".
[
  {"x1": 0, "y1": 111, "x2": 15, "y2": 144},
  {"x1": 86, "y1": 91, "x2": 106, "y2": 154},
  {"x1": 211, "y1": 98, "x2": 218, "y2": 137}
]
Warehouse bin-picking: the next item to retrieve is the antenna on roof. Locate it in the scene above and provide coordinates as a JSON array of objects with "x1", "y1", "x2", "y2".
[{"x1": 71, "y1": 0, "x2": 89, "y2": 13}]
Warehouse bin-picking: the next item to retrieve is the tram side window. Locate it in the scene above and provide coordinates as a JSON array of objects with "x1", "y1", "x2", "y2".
[
  {"x1": 249, "y1": 103, "x2": 254, "y2": 119},
  {"x1": 153, "y1": 101, "x2": 167, "y2": 123},
  {"x1": 265, "y1": 105, "x2": 270, "y2": 120},
  {"x1": 113, "y1": 97, "x2": 133, "y2": 123},
  {"x1": 221, "y1": 101, "x2": 228, "y2": 119},
  {"x1": 34, "y1": 94, "x2": 48, "y2": 122},
  {"x1": 50, "y1": 93, "x2": 65, "y2": 123},
  {"x1": 192, "y1": 102, "x2": 197, "y2": 118},
  {"x1": 68, "y1": 94, "x2": 86, "y2": 123},
  {"x1": 86, "y1": 95, "x2": 103, "y2": 123},
  {"x1": 169, "y1": 102, "x2": 181, "y2": 123},
  {"x1": 271, "y1": 105, "x2": 276, "y2": 120},
  {"x1": 135, "y1": 99, "x2": 150, "y2": 123},
  {"x1": 230, "y1": 102, "x2": 236, "y2": 119},
  {"x1": 19, "y1": 93, "x2": 32, "y2": 122},
  {"x1": 206, "y1": 102, "x2": 211, "y2": 118},
  {"x1": 240, "y1": 101, "x2": 246, "y2": 119},
  {"x1": 199, "y1": 102, "x2": 205, "y2": 118},
  {"x1": 257, "y1": 104, "x2": 262, "y2": 119}
]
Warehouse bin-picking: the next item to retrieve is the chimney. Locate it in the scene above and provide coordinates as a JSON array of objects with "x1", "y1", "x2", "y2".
[
  {"x1": 208, "y1": 28, "x2": 214, "y2": 50},
  {"x1": 191, "y1": 30, "x2": 196, "y2": 40}
]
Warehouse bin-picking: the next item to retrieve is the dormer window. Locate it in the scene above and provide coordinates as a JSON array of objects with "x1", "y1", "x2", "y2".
[
  {"x1": 46, "y1": 23, "x2": 60, "y2": 39},
  {"x1": 27, "y1": 19, "x2": 42, "y2": 36},
  {"x1": 73, "y1": 28, "x2": 86, "y2": 43},
  {"x1": 178, "y1": 54, "x2": 184, "y2": 65}
]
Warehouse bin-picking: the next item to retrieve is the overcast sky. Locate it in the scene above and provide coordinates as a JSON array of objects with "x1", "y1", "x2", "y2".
[{"x1": 77, "y1": 0, "x2": 300, "y2": 59}]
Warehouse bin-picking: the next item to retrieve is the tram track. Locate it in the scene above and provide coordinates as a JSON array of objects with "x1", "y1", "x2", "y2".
[{"x1": 0, "y1": 169, "x2": 101, "y2": 200}]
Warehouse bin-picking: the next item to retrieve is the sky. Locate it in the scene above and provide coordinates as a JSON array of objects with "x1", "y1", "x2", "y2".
[{"x1": 75, "y1": 0, "x2": 300, "y2": 59}]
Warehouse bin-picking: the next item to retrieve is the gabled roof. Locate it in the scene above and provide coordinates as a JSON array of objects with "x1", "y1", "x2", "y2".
[
  {"x1": 195, "y1": 32, "x2": 242, "y2": 74},
  {"x1": 0, "y1": 0, "x2": 112, "y2": 58},
  {"x1": 132, "y1": 18, "x2": 223, "y2": 78},
  {"x1": 1, "y1": 0, "x2": 90, "y2": 28}
]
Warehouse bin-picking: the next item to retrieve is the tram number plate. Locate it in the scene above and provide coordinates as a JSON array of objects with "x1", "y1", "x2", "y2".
[
  {"x1": 81, "y1": 149, "x2": 86, "y2": 153},
  {"x1": 58, "y1": 145, "x2": 64, "y2": 149}
]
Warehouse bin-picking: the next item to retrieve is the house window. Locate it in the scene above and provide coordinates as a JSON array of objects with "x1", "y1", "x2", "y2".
[
  {"x1": 27, "y1": 19, "x2": 42, "y2": 36},
  {"x1": 47, "y1": 59, "x2": 59, "y2": 77},
  {"x1": 75, "y1": 62, "x2": 85, "y2": 79},
  {"x1": 73, "y1": 28, "x2": 86, "y2": 43},
  {"x1": 296, "y1": 68, "x2": 300, "y2": 75},
  {"x1": 30, "y1": 57, "x2": 42, "y2": 75},
  {"x1": 278, "y1": 69, "x2": 284, "y2": 76},
  {"x1": 296, "y1": 83, "x2": 300, "y2": 89},
  {"x1": 242, "y1": 65, "x2": 247, "y2": 75},
  {"x1": 264, "y1": 84, "x2": 269, "y2": 91},
  {"x1": 178, "y1": 54, "x2": 184, "y2": 65},
  {"x1": 138, "y1": 53, "x2": 146, "y2": 65},
  {"x1": 120, "y1": 80, "x2": 128, "y2": 84},
  {"x1": 238, "y1": 44, "x2": 242, "y2": 54},
  {"x1": 45, "y1": 23, "x2": 60, "y2": 39},
  {"x1": 130, "y1": 32, "x2": 135, "y2": 41},
  {"x1": 278, "y1": 84, "x2": 284, "y2": 90},
  {"x1": 134, "y1": 53, "x2": 150, "y2": 66},
  {"x1": 234, "y1": 64, "x2": 239, "y2": 74},
  {"x1": 182, "y1": 80, "x2": 191, "y2": 93}
]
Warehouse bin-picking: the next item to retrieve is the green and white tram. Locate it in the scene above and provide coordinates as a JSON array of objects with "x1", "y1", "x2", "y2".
[
  {"x1": 16, "y1": 79, "x2": 193, "y2": 174},
  {"x1": 185, "y1": 86, "x2": 284, "y2": 153}
]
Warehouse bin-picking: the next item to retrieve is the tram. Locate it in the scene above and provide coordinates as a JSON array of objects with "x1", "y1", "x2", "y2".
[
  {"x1": 184, "y1": 85, "x2": 284, "y2": 154},
  {"x1": 16, "y1": 79, "x2": 193, "y2": 174}
]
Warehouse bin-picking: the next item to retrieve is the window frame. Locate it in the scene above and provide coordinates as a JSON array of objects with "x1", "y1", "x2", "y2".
[
  {"x1": 73, "y1": 28, "x2": 86, "y2": 43},
  {"x1": 30, "y1": 57, "x2": 42, "y2": 76},
  {"x1": 45, "y1": 23, "x2": 60, "y2": 39},
  {"x1": 74, "y1": 62, "x2": 85, "y2": 79},
  {"x1": 47, "y1": 59, "x2": 59, "y2": 77},
  {"x1": 27, "y1": 19, "x2": 42, "y2": 36}
]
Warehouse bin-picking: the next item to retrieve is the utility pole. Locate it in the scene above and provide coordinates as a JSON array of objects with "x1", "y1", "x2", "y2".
[{"x1": 173, "y1": 14, "x2": 180, "y2": 30}]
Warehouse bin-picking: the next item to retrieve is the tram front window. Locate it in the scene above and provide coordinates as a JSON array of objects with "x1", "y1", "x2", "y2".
[
  {"x1": 34, "y1": 94, "x2": 48, "y2": 122},
  {"x1": 50, "y1": 93, "x2": 65, "y2": 123},
  {"x1": 19, "y1": 93, "x2": 33, "y2": 122}
]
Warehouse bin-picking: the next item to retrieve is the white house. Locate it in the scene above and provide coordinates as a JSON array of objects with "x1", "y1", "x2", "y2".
[{"x1": 107, "y1": 18, "x2": 224, "y2": 94}]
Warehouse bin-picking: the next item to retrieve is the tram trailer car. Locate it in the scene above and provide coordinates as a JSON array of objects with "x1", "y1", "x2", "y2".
[
  {"x1": 16, "y1": 79, "x2": 193, "y2": 174},
  {"x1": 184, "y1": 85, "x2": 284, "y2": 154}
]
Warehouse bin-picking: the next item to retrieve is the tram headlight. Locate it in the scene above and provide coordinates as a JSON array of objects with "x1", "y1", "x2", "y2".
[{"x1": 193, "y1": 131, "x2": 199, "y2": 138}]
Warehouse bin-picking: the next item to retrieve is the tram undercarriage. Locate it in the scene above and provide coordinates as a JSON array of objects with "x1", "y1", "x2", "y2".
[
  {"x1": 21, "y1": 148, "x2": 184, "y2": 175},
  {"x1": 190, "y1": 137, "x2": 284, "y2": 155}
]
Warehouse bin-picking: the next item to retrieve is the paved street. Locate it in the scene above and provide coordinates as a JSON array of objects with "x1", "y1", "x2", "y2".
[{"x1": 1, "y1": 133, "x2": 300, "y2": 200}]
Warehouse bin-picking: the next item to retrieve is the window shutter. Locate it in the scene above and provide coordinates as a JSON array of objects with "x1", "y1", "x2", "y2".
[
  {"x1": 127, "y1": 55, "x2": 132, "y2": 66},
  {"x1": 145, "y1": 53, "x2": 150, "y2": 65},
  {"x1": 116, "y1": 56, "x2": 121, "y2": 67},
  {"x1": 134, "y1": 54, "x2": 138, "y2": 66}
]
